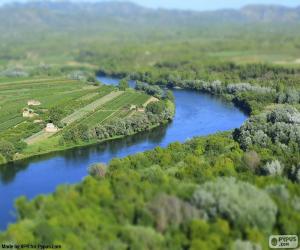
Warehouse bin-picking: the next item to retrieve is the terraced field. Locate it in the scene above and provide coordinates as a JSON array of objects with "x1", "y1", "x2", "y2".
[
  {"x1": 79, "y1": 91, "x2": 149, "y2": 127},
  {"x1": 61, "y1": 91, "x2": 124, "y2": 125},
  {"x1": 0, "y1": 77, "x2": 114, "y2": 143},
  {"x1": 0, "y1": 76, "x2": 151, "y2": 154}
]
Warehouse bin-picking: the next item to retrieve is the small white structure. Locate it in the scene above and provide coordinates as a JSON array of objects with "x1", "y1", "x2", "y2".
[
  {"x1": 45, "y1": 123, "x2": 58, "y2": 133},
  {"x1": 28, "y1": 100, "x2": 41, "y2": 106},
  {"x1": 22, "y1": 108, "x2": 36, "y2": 118},
  {"x1": 130, "y1": 105, "x2": 137, "y2": 111}
]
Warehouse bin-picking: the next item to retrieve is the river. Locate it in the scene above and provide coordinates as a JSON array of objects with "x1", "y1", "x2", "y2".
[{"x1": 0, "y1": 76, "x2": 247, "y2": 230}]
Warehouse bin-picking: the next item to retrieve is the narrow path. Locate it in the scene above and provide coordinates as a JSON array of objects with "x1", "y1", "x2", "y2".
[
  {"x1": 25, "y1": 91, "x2": 124, "y2": 145},
  {"x1": 143, "y1": 96, "x2": 159, "y2": 107},
  {"x1": 61, "y1": 91, "x2": 124, "y2": 125},
  {"x1": 24, "y1": 130, "x2": 58, "y2": 145}
]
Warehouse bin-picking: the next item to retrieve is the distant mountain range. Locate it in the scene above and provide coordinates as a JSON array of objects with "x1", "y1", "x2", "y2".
[
  {"x1": 3, "y1": 1, "x2": 300, "y2": 21},
  {"x1": 240, "y1": 4, "x2": 300, "y2": 22},
  {"x1": 1, "y1": 1, "x2": 300, "y2": 40}
]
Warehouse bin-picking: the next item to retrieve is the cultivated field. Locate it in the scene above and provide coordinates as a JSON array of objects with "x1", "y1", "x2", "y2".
[
  {"x1": 61, "y1": 90, "x2": 124, "y2": 125},
  {"x1": 79, "y1": 91, "x2": 150, "y2": 127},
  {"x1": 0, "y1": 76, "x2": 151, "y2": 156},
  {"x1": 0, "y1": 77, "x2": 106, "y2": 142}
]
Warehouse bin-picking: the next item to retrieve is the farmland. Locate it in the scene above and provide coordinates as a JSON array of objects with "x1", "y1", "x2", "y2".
[
  {"x1": 79, "y1": 91, "x2": 149, "y2": 127},
  {"x1": 0, "y1": 76, "x2": 153, "y2": 163}
]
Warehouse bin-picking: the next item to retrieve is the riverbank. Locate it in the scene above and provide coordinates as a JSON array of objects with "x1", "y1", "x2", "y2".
[
  {"x1": 1, "y1": 117, "x2": 173, "y2": 167},
  {"x1": 98, "y1": 70, "x2": 275, "y2": 116},
  {"x1": 99, "y1": 72, "x2": 252, "y2": 115},
  {"x1": 0, "y1": 76, "x2": 175, "y2": 166},
  {"x1": 0, "y1": 86, "x2": 247, "y2": 230}
]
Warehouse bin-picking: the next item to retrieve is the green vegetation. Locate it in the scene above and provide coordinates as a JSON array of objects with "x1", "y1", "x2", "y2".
[
  {"x1": 135, "y1": 82, "x2": 164, "y2": 99},
  {"x1": 63, "y1": 99, "x2": 174, "y2": 144},
  {"x1": 1, "y1": 133, "x2": 299, "y2": 249},
  {"x1": 0, "y1": 75, "x2": 172, "y2": 164},
  {"x1": 118, "y1": 78, "x2": 130, "y2": 91}
]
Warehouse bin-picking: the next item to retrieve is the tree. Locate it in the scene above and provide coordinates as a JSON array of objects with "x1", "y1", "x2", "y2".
[
  {"x1": 262, "y1": 160, "x2": 284, "y2": 176},
  {"x1": 62, "y1": 124, "x2": 89, "y2": 143},
  {"x1": 0, "y1": 140, "x2": 16, "y2": 161},
  {"x1": 231, "y1": 240, "x2": 262, "y2": 250},
  {"x1": 148, "y1": 193, "x2": 202, "y2": 232},
  {"x1": 242, "y1": 151, "x2": 261, "y2": 173},
  {"x1": 88, "y1": 163, "x2": 107, "y2": 178},
  {"x1": 135, "y1": 81, "x2": 164, "y2": 98},
  {"x1": 87, "y1": 75, "x2": 96, "y2": 83},
  {"x1": 146, "y1": 101, "x2": 165, "y2": 115},
  {"x1": 48, "y1": 107, "x2": 64, "y2": 126},
  {"x1": 0, "y1": 153, "x2": 6, "y2": 164},
  {"x1": 192, "y1": 177, "x2": 277, "y2": 232},
  {"x1": 118, "y1": 78, "x2": 129, "y2": 90},
  {"x1": 165, "y1": 90, "x2": 174, "y2": 102}
]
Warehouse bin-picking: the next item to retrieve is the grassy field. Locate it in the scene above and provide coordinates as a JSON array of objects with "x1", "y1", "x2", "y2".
[
  {"x1": 61, "y1": 90, "x2": 124, "y2": 125},
  {"x1": 0, "y1": 76, "x2": 152, "y2": 162},
  {"x1": 80, "y1": 91, "x2": 149, "y2": 127},
  {"x1": 0, "y1": 77, "x2": 105, "y2": 142}
]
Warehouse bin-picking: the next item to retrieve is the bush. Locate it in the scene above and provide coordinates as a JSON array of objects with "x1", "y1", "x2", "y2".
[
  {"x1": 192, "y1": 177, "x2": 277, "y2": 232},
  {"x1": 266, "y1": 185, "x2": 290, "y2": 201},
  {"x1": 118, "y1": 78, "x2": 129, "y2": 90},
  {"x1": 14, "y1": 141, "x2": 27, "y2": 152},
  {"x1": 165, "y1": 90, "x2": 174, "y2": 102},
  {"x1": 120, "y1": 225, "x2": 164, "y2": 250},
  {"x1": 90, "y1": 107, "x2": 173, "y2": 141},
  {"x1": 0, "y1": 140, "x2": 16, "y2": 161},
  {"x1": 0, "y1": 153, "x2": 7, "y2": 165},
  {"x1": 227, "y1": 83, "x2": 274, "y2": 95},
  {"x1": 148, "y1": 193, "x2": 203, "y2": 232},
  {"x1": 63, "y1": 124, "x2": 89, "y2": 143},
  {"x1": 135, "y1": 81, "x2": 164, "y2": 98},
  {"x1": 267, "y1": 106, "x2": 300, "y2": 124},
  {"x1": 236, "y1": 105, "x2": 300, "y2": 151},
  {"x1": 68, "y1": 70, "x2": 86, "y2": 81},
  {"x1": 146, "y1": 101, "x2": 166, "y2": 115},
  {"x1": 48, "y1": 107, "x2": 64, "y2": 125},
  {"x1": 87, "y1": 75, "x2": 96, "y2": 83},
  {"x1": 262, "y1": 160, "x2": 284, "y2": 176},
  {"x1": 290, "y1": 165, "x2": 300, "y2": 183},
  {"x1": 88, "y1": 163, "x2": 107, "y2": 178},
  {"x1": 231, "y1": 240, "x2": 262, "y2": 250},
  {"x1": 242, "y1": 151, "x2": 261, "y2": 172},
  {"x1": 277, "y1": 89, "x2": 300, "y2": 104},
  {"x1": 0, "y1": 68, "x2": 29, "y2": 77}
]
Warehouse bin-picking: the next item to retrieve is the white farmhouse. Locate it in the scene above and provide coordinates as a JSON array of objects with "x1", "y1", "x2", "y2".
[{"x1": 45, "y1": 123, "x2": 58, "y2": 133}]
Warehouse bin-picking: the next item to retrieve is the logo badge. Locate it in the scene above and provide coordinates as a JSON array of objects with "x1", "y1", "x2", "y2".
[{"x1": 269, "y1": 235, "x2": 298, "y2": 249}]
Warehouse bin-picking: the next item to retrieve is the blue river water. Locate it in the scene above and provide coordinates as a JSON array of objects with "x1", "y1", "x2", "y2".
[{"x1": 0, "y1": 76, "x2": 247, "y2": 230}]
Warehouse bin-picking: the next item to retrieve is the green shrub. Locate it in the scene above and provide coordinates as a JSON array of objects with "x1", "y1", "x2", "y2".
[
  {"x1": 118, "y1": 78, "x2": 129, "y2": 90},
  {"x1": 0, "y1": 153, "x2": 6, "y2": 164},
  {"x1": 192, "y1": 177, "x2": 277, "y2": 232},
  {"x1": 146, "y1": 101, "x2": 166, "y2": 115},
  {"x1": 88, "y1": 163, "x2": 107, "y2": 178},
  {"x1": 0, "y1": 140, "x2": 16, "y2": 161}
]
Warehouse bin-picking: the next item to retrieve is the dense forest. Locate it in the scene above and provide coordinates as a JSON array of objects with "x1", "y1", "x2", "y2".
[
  {"x1": 0, "y1": 1, "x2": 300, "y2": 250},
  {"x1": 1, "y1": 131, "x2": 299, "y2": 249}
]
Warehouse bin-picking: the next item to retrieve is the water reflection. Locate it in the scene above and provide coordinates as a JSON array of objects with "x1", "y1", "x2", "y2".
[{"x1": 0, "y1": 124, "x2": 169, "y2": 185}]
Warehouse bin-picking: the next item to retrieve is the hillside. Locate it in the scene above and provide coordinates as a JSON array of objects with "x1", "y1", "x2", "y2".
[
  {"x1": 0, "y1": 1, "x2": 299, "y2": 72},
  {"x1": 1, "y1": 2, "x2": 300, "y2": 37}
]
